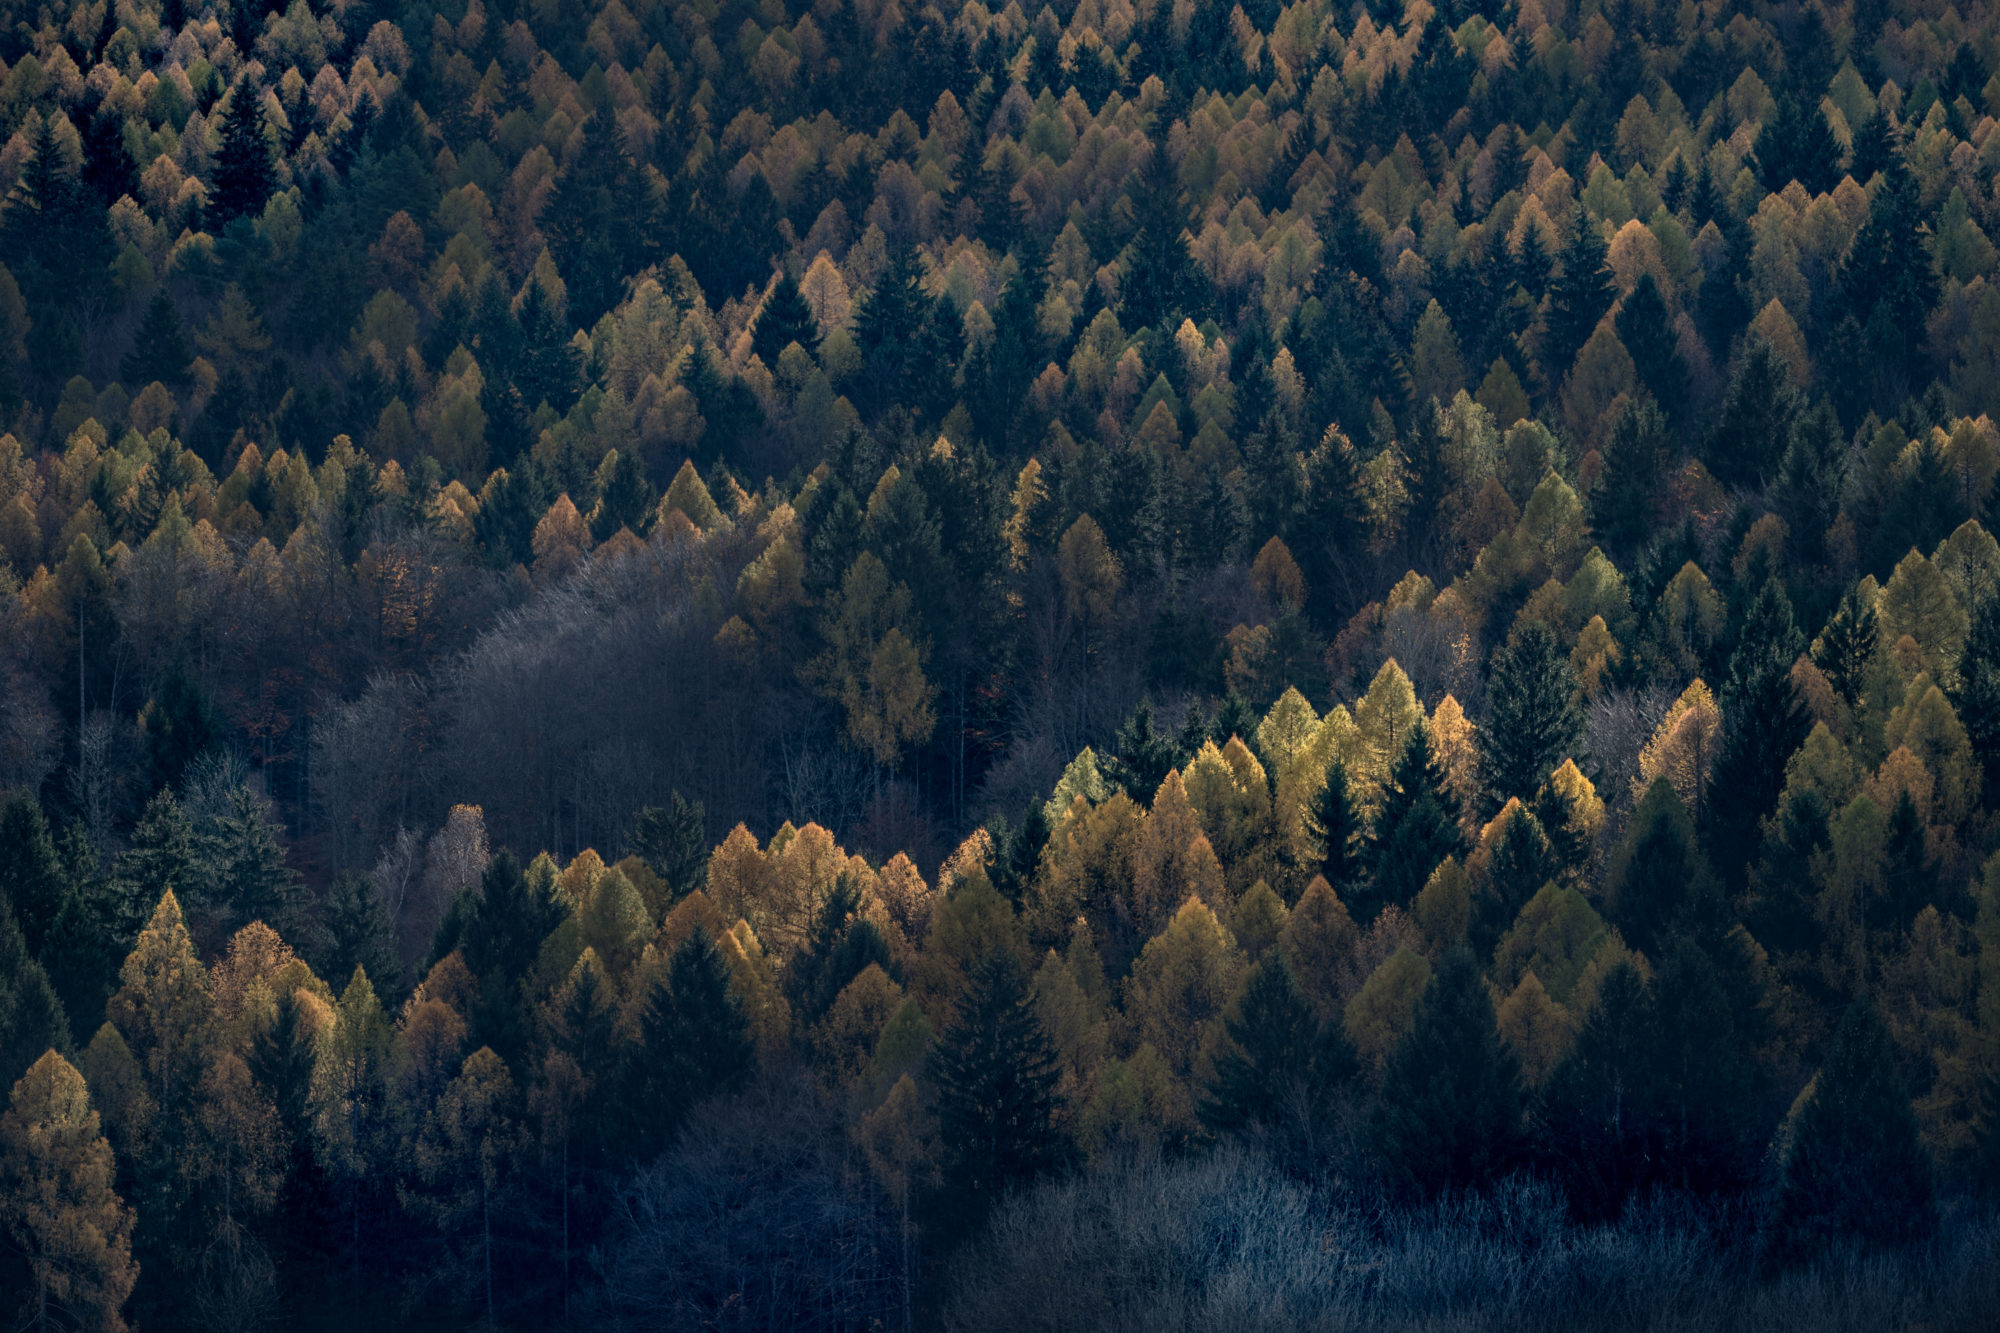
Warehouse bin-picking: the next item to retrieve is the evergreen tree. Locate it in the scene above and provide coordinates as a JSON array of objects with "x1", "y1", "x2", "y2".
[
  {"x1": 591, "y1": 448, "x2": 655, "y2": 541},
  {"x1": 1813, "y1": 584, "x2": 1878, "y2": 706},
  {"x1": 1953, "y1": 593, "x2": 2000, "y2": 805},
  {"x1": 1772, "y1": 400, "x2": 1847, "y2": 566},
  {"x1": 1477, "y1": 807, "x2": 1557, "y2": 953},
  {"x1": 121, "y1": 292, "x2": 193, "y2": 389},
  {"x1": 930, "y1": 950, "x2": 1061, "y2": 1225},
  {"x1": 1536, "y1": 960, "x2": 1661, "y2": 1220},
  {"x1": 0, "y1": 906, "x2": 69, "y2": 1095},
  {"x1": 631, "y1": 793, "x2": 707, "y2": 902},
  {"x1": 321, "y1": 873, "x2": 401, "y2": 1004},
  {"x1": 637, "y1": 928, "x2": 754, "y2": 1149},
  {"x1": 1310, "y1": 757, "x2": 1365, "y2": 894},
  {"x1": 1367, "y1": 720, "x2": 1466, "y2": 920},
  {"x1": 1704, "y1": 336, "x2": 1801, "y2": 490},
  {"x1": 1606, "y1": 779, "x2": 1715, "y2": 957},
  {"x1": 0, "y1": 1052, "x2": 136, "y2": 1333},
  {"x1": 750, "y1": 271, "x2": 823, "y2": 368},
  {"x1": 1200, "y1": 955, "x2": 1357, "y2": 1161},
  {"x1": 1694, "y1": 211, "x2": 1753, "y2": 355},
  {"x1": 199, "y1": 786, "x2": 303, "y2": 936},
  {"x1": 853, "y1": 243, "x2": 957, "y2": 421},
  {"x1": 1119, "y1": 141, "x2": 1209, "y2": 330},
  {"x1": 1877, "y1": 789, "x2": 1940, "y2": 932},
  {"x1": 1649, "y1": 936, "x2": 1767, "y2": 1195},
  {"x1": 0, "y1": 794, "x2": 66, "y2": 958},
  {"x1": 1543, "y1": 209, "x2": 1616, "y2": 381},
  {"x1": 1616, "y1": 272, "x2": 1690, "y2": 422},
  {"x1": 111, "y1": 792, "x2": 194, "y2": 951},
  {"x1": 542, "y1": 112, "x2": 644, "y2": 326},
  {"x1": 1753, "y1": 95, "x2": 1842, "y2": 195},
  {"x1": 1594, "y1": 398, "x2": 1672, "y2": 562},
  {"x1": 206, "y1": 79, "x2": 278, "y2": 228},
  {"x1": 1480, "y1": 624, "x2": 1584, "y2": 811},
  {"x1": 80, "y1": 111, "x2": 136, "y2": 207},
  {"x1": 1105, "y1": 699, "x2": 1180, "y2": 800},
  {"x1": 1771, "y1": 997, "x2": 1933, "y2": 1257},
  {"x1": 2, "y1": 112, "x2": 112, "y2": 308},
  {"x1": 1708, "y1": 581, "x2": 1810, "y2": 886},
  {"x1": 458, "y1": 852, "x2": 568, "y2": 1060},
  {"x1": 1371, "y1": 947, "x2": 1524, "y2": 1197}
]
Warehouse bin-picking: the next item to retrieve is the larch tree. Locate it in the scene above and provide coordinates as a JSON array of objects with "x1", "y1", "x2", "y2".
[{"x1": 0, "y1": 1051, "x2": 137, "y2": 1333}]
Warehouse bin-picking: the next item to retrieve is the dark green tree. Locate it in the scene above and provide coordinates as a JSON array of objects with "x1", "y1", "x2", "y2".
[
  {"x1": 1536, "y1": 960, "x2": 1660, "y2": 1221},
  {"x1": 750, "y1": 271, "x2": 822, "y2": 369},
  {"x1": 930, "y1": 950, "x2": 1062, "y2": 1225},
  {"x1": 1954, "y1": 593, "x2": 2000, "y2": 805},
  {"x1": 1771, "y1": 997, "x2": 1933, "y2": 1258},
  {"x1": 1615, "y1": 273, "x2": 1690, "y2": 421},
  {"x1": 1371, "y1": 947, "x2": 1523, "y2": 1198},
  {"x1": 1200, "y1": 955, "x2": 1357, "y2": 1162},
  {"x1": 0, "y1": 906, "x2": 68, "y2": 1093},
  {"x1": 631, "y1": 793, "x2": 707, "y2": 902},
  {"x1": 200, "y1": 786, "x2": 303, "y2": 936},
  {"x1": 206, "y1": 79, "x2": 278, "y2": 227},
  {"x1": 1703, "y1": 336, "x2": 1800, "y2": 489},
  {"x1": 1310, "y1": 757, "x2": 1365, "y2": 896},
  {"x1": 0, "y1": 796, "x2": 65, "y2": 959},
  {"x1": 1105, "y1": 699, "x2": 1180, "y2": 801},
  {"x1": 320, "y1": 873, "x2": 401, "y2": 1005},
  {"x1": 457, "y1": 851, "x2": 569, "y2": 1060},
  {"x1": 1877, "y1": 789, "x2": 1940, "y2": 932},
  {"x1": 1605, "y1": 779, "x2": 1714, "y2": 957},
  {"x1": 1543, "y1": 207, "x2": 1616, "y2": 380},
  {"x1": 637, "y1": 927, "x2": 755, "y2": 1153},
  {"x1": 1772, "y1": 401, "x2": 1847, "y2": 567},
  {"x1": 1813, "y1": 584, "x2": 1878, "y2": 706},
  {"x1": 1594, "y1": 398, "x2": 1672, "y2": 562},
  {"x1": 1708, "y1": 581, "x2": 1810, "y2": 886},
  {"x1": 542, "y1": 112, "x2": 645, "y2": 326},
  {"x1": 1753, "y1": 96, "x2": 1842, "y2": 195},
  {"x1": 111, "y1": 791, "x2": 195, "y2": 949},
  {"x1": 1479, "y1": 623, "x2": 1584, "y2": 811},
  {"x1": 121, "y1": 292, "x2": 192, "y2": 389},
  {"x1": 1366, "y1": 719, "x2": 1466, "y2": 920},
  {"x1": 1118, "y1": 141, "x2": 1209, "y2": 330},
  {"x1": 1477, "y1": 807, "x2": 1557, "y2": 953},
  {"x1": 1650, "y1": 935, "x2": 1767, "y2": 1195}
]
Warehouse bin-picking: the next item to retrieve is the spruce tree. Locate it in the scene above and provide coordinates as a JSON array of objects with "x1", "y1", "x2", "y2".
[
  {"x1": 1477, "y1": 807, "x2": 1557, "y2": 953},
  {"x1": 1606, "y1": 779, "x2": 1714, "y2": 957},
  {"x1": 206, "y1": 79, "x2": 278, "y2": 228},
  {"x1": 0, "y1": 906, "x2": 69, "y2": 1094},
  {"x1": 1479, "y1": 623, "x2": 1584, "y2": 811},
  {"x1": 1536, "y1": 960, "x2": 1661, "y2": 1220},
  {"x1": 1616, "y1": 272, "x2": 1690, "y2": 421},
  {"x1": 1813, "y1": 584, "x2": 1878, "y2": 706},
  {"x1": 1594, "y1": 398, "x2": 1671, "y2": 563},
  {"x1": 638, "y1": 927, "x2": 755, "y2": 1149},
  {"x1": 1953, "y1": 593, "x2": 2000, "y2": 805},
  {"x1": 1772, "y1": 400, "x2": 1847, "y2": 567},
  {"x1": 459, "y1": 852, "x2": 568, "y2": 1059},
  {"x1": 321, "y1": 873, "x2": 401, "y2": 1004},
  {"x1": 121, "y1": 292, "x2": 192, "y2": 390},
  {"x1": 1199, "y1": 954, "x2": 1357, "y2": 1154},
  {"x1": 1649, "y1": 936, "x2": 1766, "y2": 1195},
  {"x1": 1119, "y1": 141, "x2": 1208, "y2": 330},
  {"x1": 1753, "y1": 95, "x2": 1842, "y2": 195},
  {"x1": 1543, "y1": 208, "x2": 1615, "y2": 380},
  {"x1": 0, "y1": 795, "x2": 65, "y2": 959},
  {"x1": 1704, "y1": 336, "x2": 1800, "y2": 489},
  {"x1": 1310, "y1": 757, "x2": 1365, "y2": 895},
  {"x1": 1708, "y1": 581, "x2": 1810, "y2": 886},
  {"x1": 1367, "y1": 720, "x2": 1466, "y2": 920},
  {"x1": 930, "y1": 950, "x2": 1061, "y2": 1224},
  {"x1": 1105, "y1": 699, "x2": 1180, "y2": 800},
  {"x1": 1772, "y1": 997, "x2": 1933, "y2": 1257},
  {"x1": 749, "y1": 270, "x2": 822, "y2": 368},
  {"x1": 1372, "y1": 947, "x2": 1524, "y2": 1197},
  {"x1": 200, "y1": 785, "x2": 303, "y2": 937},
  {"x1": 111, "y1": 791, "x2": 194, "y2": 951},
  {"x1": 631, "y1": 792, "x2": 707, "y2": 901}
]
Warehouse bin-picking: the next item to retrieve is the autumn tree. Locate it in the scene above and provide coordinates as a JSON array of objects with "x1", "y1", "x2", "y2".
[{"x1": 0, "y1": 1052, "x2": 137, "y2": 1333}]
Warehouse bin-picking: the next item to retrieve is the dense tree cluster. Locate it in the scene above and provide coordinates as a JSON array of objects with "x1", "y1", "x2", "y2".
[{"x1": 3, "y1": 0, "x2": 2000, "y2": 1323}]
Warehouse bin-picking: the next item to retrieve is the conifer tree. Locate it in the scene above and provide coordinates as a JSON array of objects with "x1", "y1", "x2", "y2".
[
  {"x1": 1310, "y1": 757, "x2": 1365, "y2": 895},
  {"x1": 1594, "y1": 398, "x2": 1671, "y2": 562},
  {"x1": 1704, "y1": 337, "x2": 1800, "y2": 489},
  {"x1": 750, "y1": 271, "x2": 822, "y2": 368},
  {"x1": 0, "y1": 1052, "x2": 137, "y2": 1333},
  {"x1": 1477, "y1": 807, "x2": 1557, "y2": 954},
  {"x1": 1119, "y1": 141, "x2": 1208, "y2": 330},
  {"x1": 1772, "y1": 997, "x2": 1933, "y2": 1257},
  {"x1": 201, "y1": 786, "x2": 303, "y2": 937},
  {"x1": 1366, "y1": 720, "x2": 1466, "y2": 920},
  {"x1": 0, "y1": 794, "x2": 66, "y2": 957},
  {"x1": 1199, "y1": 954, "x2": 1356, "y2": 1161},
  {"x1": 207, "y1": 79, "x2": 278, "y2": 228},
  {"x1": 1708, "y1": 581, "x2": 1810, "y2": 885},
  {"x1": 0, "y1": 907, "x2": 70, "y2": 1094},
  {"x1": 121, "y1": 291, "x2": 192, "y2": 389},
  {"x1": 1105, "y1": 699, "x2": 1180, "y2": 801},
  {"x1": 1649, "y1": 936, "x2": 1766, "y2": 1195},
  {"x1": 638, "y1": 927, "x2": 754, "y2": 1148},
  {"x1": 1536, "y1": 960, "x2": 1661, "y2": 1220},
  {"x1": 1616, "y1": 273, "x2": 1690, "y2": 422},
  {"x1": 1543, "y1": 209, "x2": 1615, "y2": 380},
  {"x1": 458, "y1": 852, "x2": 568, "y2": 1059},
  {"x1": 1371, "y1": 947, "x2": 1523, "y2": 1197},
  {"x1": 930, "y1": 950, "x2": 1061, "y2": 1226},
  {"x1": 1479, "y1": 624, "x2": 1584, "y2": 811},
  {"x1": 321, "y1": 873, "x2": 401, "y2": 1003},
  {"x1": 1753, "y1": 95, "x2": 1842, "y2": 195},
  {"x1": 1813, "y1": 584, "x2": 1879, "y2": 707},
  {"x1": 631, "y1": 793, "x2": 707, "y2": 902},
  {"x1": 1772, "y1": 401, "x2": 1847, "y2": 567},
  {"x1": 1605, "y1": 779, "x2": 1714, "y2": 957}
]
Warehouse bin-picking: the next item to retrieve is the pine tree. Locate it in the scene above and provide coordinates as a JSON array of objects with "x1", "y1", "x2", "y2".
[
  {"x1": 1480, "y1": 624, "x2": 1584, "y2": 811},
  {"x1": 1708, "y1": 581, "x2": 1810, "y2": 886},
  {"x1": 121, "y1": 292, "x2": 192, "y2": 389},
  {"x1": 458, "y1": 852, "x2": 568, "y2": 1061},
  {"x1": 1543, "y1": 209, "x2": 1616, "y2": 381},
  {"x1": 0, "y1": 1052, "x2": 137, "y2": 1333},
  {"x1": 2, "y1": 112, "x2": 112, "y2": 307},
  {"x1": 1772, "y1": 997, "x2": 1933, "y2": 1257},
  {"x1": 1704, "y1": 336, "x2": 1801, "y2": 489},
  {"x1": 637, "y1": 927, "x2": 754, "y2": 1149},
  {"x1": 1199, "y1": 954, "x2": 1356, "y2": 1159},
  {"x1": 930, "y1": 950, "x2": 1061, "y2": 1225},
  {"x1": 750, "y1": 270, "x2": 822, "y2": 368},
  {"x1": 80, "y1": 111, "x2": 136, "y2": 207},
  {"x1": 1477, "y1": 806, "x2": 1557, "y2": 953},
  {"x1": 1367, "y1": 720, "x2": 1466, "y2": 920},
  {"x1": 207, "y1": 79, "x2": 278, "y2": 228},
  {"x1": 542, "y1": 112, "x2": 644, "y2": 326},
  {"x1": 1954, "y1": 593, "x2": 2000, "y2": 805},
  {"x1": 1105, "y1": 699, "x2": 1180, "y2": 800},
  {"x1": 1310, "y1": 757, "x2": 1366, "y2": 894},
  {"x1": 1371, "y1": 947, "x2": 1524, "y2": 1197}
]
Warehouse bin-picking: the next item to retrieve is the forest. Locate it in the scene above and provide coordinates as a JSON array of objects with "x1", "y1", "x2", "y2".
[{"x1": 1, "y1": 0, "x2": 2000, "y2": 1323}]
